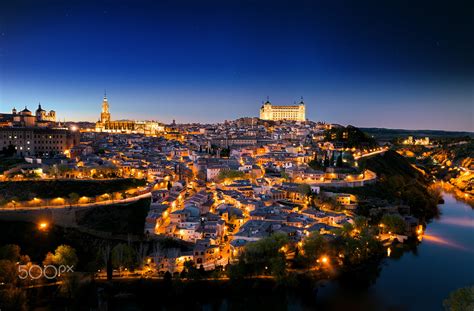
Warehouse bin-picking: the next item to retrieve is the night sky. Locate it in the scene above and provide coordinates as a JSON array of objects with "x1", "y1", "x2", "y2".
[{"x1": 0, "y1": 0, "x2": 472, "y2": 131}]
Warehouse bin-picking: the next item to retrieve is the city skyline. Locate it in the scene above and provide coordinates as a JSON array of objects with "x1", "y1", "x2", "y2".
[{"x1": 1, "y1": 0, "x2": 473, "y2": 131}]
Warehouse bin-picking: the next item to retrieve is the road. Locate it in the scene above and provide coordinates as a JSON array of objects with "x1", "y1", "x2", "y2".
[
  {"x1": 0, "y1": 192, "x2": 151, "y2": 211},
  {"x1": 353, "y1": 147, "x2": 388, "y2": 160}
]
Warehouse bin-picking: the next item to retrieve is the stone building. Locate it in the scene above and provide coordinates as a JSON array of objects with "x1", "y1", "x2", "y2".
[{"x1": 259, "y1": 98, "x2": 306, "y2": 121}]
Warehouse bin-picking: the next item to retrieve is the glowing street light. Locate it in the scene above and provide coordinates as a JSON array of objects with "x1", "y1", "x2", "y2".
[
  {"x1": 38, "y1": 222, "x2": 49, "y2": 231},
  {"x1": 319, "y1": 255, "x2": 329, "y2": 265}
]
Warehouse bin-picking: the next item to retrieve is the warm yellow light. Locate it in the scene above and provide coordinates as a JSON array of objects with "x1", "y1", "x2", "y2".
[
  {"x1": 320, "y1": 256, "x2": 329, "y2": 264},
  {"x1": 416, "y1": 225, "x2": 423, "y2": 235},
  {"x1": 39, "y1": 222, "x2": 48, "y2": 230},
  {"x1": 387, "y1": 247, "x2": 391, "y2": 257}
]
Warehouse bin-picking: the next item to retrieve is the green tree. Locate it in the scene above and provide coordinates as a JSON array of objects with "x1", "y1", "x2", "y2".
[
  {"x1": 236, "y1": 232, "x2": 289, "y2": 279},
  {"x1": 280, "y1": 170, "x2": 290, "y2": 181},
  {"x1": 443, "y1": 286, "x2": 474, "y2": 311},
  {"x1": 297, "y1": 183, "x2": 312, "y2": 198},
  {"x1": 380, "y1": 214, "x2": 407, "y2": 234},
  {"x1": 302, "y1": 232, "x2": 327, "y2": 263},
  {"x1": 0, "y1": 260, "x2": 17, "y2": 284},
  {"x1": 217, "y1": 169, "x2": 245, "y2": 182},
  {"x1": 43, "y1": 245, "x2": 78, "y2": 268},
  {"x1": 111, "y1": 243, "x2": 136, "y2": 270}
]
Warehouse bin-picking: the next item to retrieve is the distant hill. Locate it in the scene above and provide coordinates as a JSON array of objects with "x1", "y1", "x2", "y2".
[{"x1": 361, "y1": 127, "x2": 473, "y2": 142}]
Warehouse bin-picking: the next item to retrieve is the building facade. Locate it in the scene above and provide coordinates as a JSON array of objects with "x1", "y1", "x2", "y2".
[
  {"x1": 259, "y1": 99, "x2": 306, "y2": 122},
  {"x1": 0, "y1": 127, "x2": 80, "y2": 157},
  {"x1": 95, "y1": 95, "x2": 164, "y2": 135}
]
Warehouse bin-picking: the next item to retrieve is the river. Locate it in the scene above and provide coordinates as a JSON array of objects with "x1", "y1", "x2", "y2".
[{"x1": 317, "y1": 192, "x2": 474, "y2": 310}]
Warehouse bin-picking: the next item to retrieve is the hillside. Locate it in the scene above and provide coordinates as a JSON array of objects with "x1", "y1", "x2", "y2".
[
  {"x1": 76, "y1": 198, "x2": 151, "y2": 235},
  {"x1": 361, "y1": 127, "x2": 474, "y2": 143},
  {"x1": 332, "y1": 150, "x2": 440, "y2": 219}
]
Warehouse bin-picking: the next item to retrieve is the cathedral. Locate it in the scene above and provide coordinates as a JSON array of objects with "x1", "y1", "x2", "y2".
[
  {"x1": 0, "y1": 104, "x2": 56, "y2": 128},
  {"x1": 259, "y1": 98, "x2": 306, "y2": 121},
  {"x1": 95, "y1": 94, "x2": 164, "y2": 135}
]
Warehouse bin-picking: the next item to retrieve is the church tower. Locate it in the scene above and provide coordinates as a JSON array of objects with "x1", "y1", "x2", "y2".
[{"x1": 100, "y1": 93, "x2": 111, "y2": 123}]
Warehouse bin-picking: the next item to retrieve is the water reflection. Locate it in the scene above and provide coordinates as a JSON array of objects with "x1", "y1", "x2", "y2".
[
  {"x1": 318, "y1": 193, "x2": 474, "y2": 311},
  {"x1": 438, "y1": 216, "x2": 474, "y2": 228},
  {"x1": 422, "y1": 234, "x2": 472, "y2": 252}
]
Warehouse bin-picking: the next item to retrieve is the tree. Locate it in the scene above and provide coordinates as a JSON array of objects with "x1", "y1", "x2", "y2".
[
  {"x1": 236, "y1": 232, "x2": 289, "y2": 278},
  {"x1": 353, "y1": 216, "x2": 369, "y2": 231},
  {"x1": 43, "y1": 245, "x2": 78, "y2": 268},
  {"x1": 68, "y1": 192, "x2": 80, "y2": 205},
  {"x1": 99, "y1": 243, "x2": 112, "y2": 280},
  {"x1": 443, "y1": 286, "x2": 474, "y2": 311},
  {"x1": 302, "y1": 232, "x2": 327, "y2": 263},
  {"x1": 323, "y1": 155, "x2": 330, "y2": 168},
  {"x1": 380, "y1": 214, "x2": 407, "y2": 234},
  {"x1": 135, "y1": 243, "x2": 149, "y2": 269},
  {"x1": 330, "y1": 153, "x2": 335, "y2": 167},
  {"x1": 336, "y1": 153, "x2": 343, "y2": 167},
  {"x1": 112, "y1": 243, "x2": 136, "y2": 271},
  {"x1": 0, "y1": 244, "x2": 21, "y2": 261},
  {"x1": 0, "y1": 259, "x2": 18, "y2": 284},
  {"x1": 297, "y1": 183, "x2": 311, "y2": 198},
  {"x1": 217, "y1": 169, "x2": 245, "y2": 182},
  {"x1": 0, "y1": 285, "x2": 28, "y2": 310}
]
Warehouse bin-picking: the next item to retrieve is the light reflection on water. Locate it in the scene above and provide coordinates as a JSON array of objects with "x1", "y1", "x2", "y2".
[
  {"x1": 317, "y1": 192, "x2": 474, "y2": 311},
  {"x1": 437, "y1": 216, "x2": 474, "y2": 228},
  {"x1": 421, "y1": 234, "x2": 472, "y2": 252}
]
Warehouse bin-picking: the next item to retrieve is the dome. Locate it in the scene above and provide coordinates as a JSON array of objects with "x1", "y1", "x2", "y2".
[{"x1": 21, "y1": 106, "x2": 31, "y2": 113}]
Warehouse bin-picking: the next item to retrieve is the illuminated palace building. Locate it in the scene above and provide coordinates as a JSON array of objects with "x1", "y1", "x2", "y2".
[
  {"x1": 95, "y1": 95, "x2": 164, "y2": 135},
  {"x1": 259, "y1": 98, "x2": 306, "y2": 122},
  {"x1": 0, "y1": 104, "x2": 79, "y2": 157}
]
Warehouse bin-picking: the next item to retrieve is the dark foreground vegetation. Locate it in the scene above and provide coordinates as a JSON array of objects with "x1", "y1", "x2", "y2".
[{"x1": 76, "y1": 198, "x2": 151, "y2": 235}]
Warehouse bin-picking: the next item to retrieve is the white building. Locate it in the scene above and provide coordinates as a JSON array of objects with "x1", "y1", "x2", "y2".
[{"x1": 259, "y1": 99, "x2": 306, "y2": 122}]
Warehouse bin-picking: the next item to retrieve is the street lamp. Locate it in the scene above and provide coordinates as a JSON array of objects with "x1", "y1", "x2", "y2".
[{"x1": 38, "y1": 222, "x2": 49, "y2": 231}]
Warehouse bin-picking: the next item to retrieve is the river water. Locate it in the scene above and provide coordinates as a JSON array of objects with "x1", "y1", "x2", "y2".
[{"x1": 317, "y1": 193, "x2": 474, "y2": 310}]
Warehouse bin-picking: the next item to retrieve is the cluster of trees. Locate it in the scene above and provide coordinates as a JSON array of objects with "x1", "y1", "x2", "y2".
[
  {"x1": 200, "y1": 145, "x2": 231, "y2": 158},
  {"x1": 43, "y1": 244, "x2": 79, "y2": 267},
  {"x1": 0, "y1": 244, "x2": 79, "y2": 310},
  {"x1": 217, "y1": 169, "x2": 246, "y2": 182},
  {"x1": 295, "y1": 217, "x2": 383, "y2": 268},
  {"x1": 380, "y1": 214, "x2": 407, "y2": 234},
  {"x1": 443, "y1": 286, "x2": 474, "y2": 311},
  {"x1": 228, "y1": 233, "x2": 288, "y2": 280},
  {"x1": 324, "y1": 126, "x2": 378, "y2": 148},
  {"x1": 309, "y1": 151, "x2": 348, "y2": 170},
  {"x1": 227, "y1": 223, "x2": 384, "y2": 282}
]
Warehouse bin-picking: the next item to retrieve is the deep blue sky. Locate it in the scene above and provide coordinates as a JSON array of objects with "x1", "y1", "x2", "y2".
[{"x1": 0, "y1": 0, "x2": 473, "y2": 131}]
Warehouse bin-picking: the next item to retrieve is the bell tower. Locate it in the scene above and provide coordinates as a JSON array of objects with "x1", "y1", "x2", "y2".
[{"x1": 100, "y1": 92, "x2": 111, "y2": 123}]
